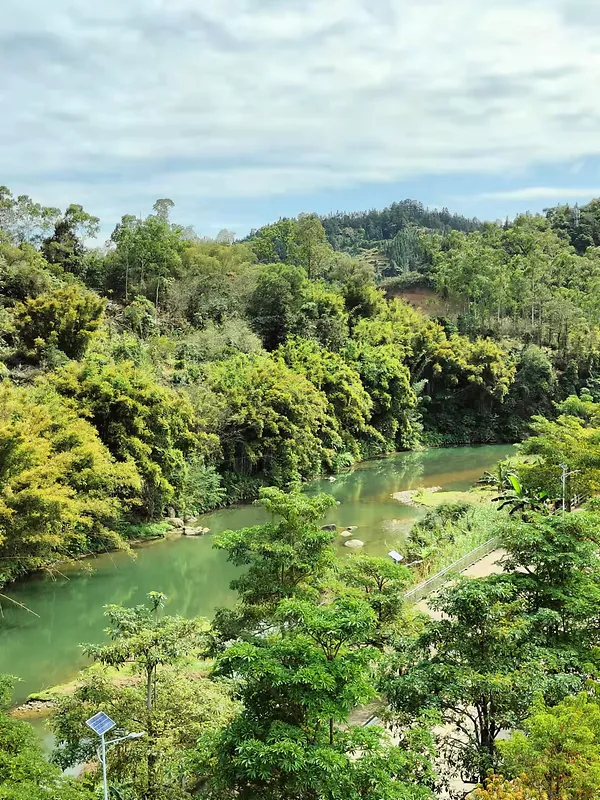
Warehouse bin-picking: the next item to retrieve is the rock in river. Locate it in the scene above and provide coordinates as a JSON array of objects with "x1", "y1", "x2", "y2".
[
  {"x1": 344, "y1": 539, "x2": 364, "y2": 548},
  {"x1": 321, "y1": 524, "x2": 338, "y2": 531},
  {"x1": 183, "y1": 527, "x2": 210, "y2": 536}
]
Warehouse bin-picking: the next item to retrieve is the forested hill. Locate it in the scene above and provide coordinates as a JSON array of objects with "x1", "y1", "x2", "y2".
[
  {"x1": 2, "y1": 183, "x2": 600, "y2": 590},
  {"x1": 248, "y1": 199, "x2": 482, "y2": 256},
  {"x1": 320, "y1": 199, "x2": 482, "y2": 253}
]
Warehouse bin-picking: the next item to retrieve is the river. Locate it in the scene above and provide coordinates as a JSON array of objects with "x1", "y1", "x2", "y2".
[{"x1": 1, "y1": 444, "x2": 513, "y2": 707}]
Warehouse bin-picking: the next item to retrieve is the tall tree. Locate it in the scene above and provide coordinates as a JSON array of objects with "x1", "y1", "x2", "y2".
[
  {"x1": 41, "y1": 204, "x2": 100, "y2": 276},
  {"x1": 52, "y1": 594, "x2": 236, "y2": 800},
  {"x1": 201, "y1": 597, "x2": 436, "y2": 800},
  {"x1": 211, "y1": 486, "x2": 337, "y2": 642},
  {"x1": 382, "y1": 578, "x2": 581, "y2": 785}
]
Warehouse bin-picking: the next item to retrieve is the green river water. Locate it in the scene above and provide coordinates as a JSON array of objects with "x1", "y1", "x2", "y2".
[{"x1": 1, "y1": 444, "x2": 513, "y2": 708}]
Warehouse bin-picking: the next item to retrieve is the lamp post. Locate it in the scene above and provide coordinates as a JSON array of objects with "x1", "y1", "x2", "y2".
[
  {"x1": 86, "y1": 712, "x2": 145, "y2": 800},
  {"x1": 560, "y1": 464, "x2": 580, "y2": 514}
]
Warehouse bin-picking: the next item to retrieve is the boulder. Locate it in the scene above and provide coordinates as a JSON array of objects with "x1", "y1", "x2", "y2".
[
  {"x1": 167, "y1": 517, "x2": 185, "y2": 529},
  {"x1": 340, "y1": 530, "x2": 354, "y2": 538},
  {"x1": 392, "y1": 491, "x2": 416, "y2": 506},
  {"x1": 183, "y1": 527, "x2": 210, "y2": 537},
  {"x1": 327, "y1": 476, "x2": 336, "y2": 483},
  {"x1": 344, "y1": 539, "x2": 364, "y2": 549},
  {"x1": 345, "y1": 526, "x2": 357, "y2": 531},
  {"x1": 321, "y1": 524, "x2": 338, "y2": 532}
]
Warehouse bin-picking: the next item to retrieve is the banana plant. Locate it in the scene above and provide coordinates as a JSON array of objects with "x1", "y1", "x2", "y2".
[
  {"x1": 477, "y1": 463, "x2": 511, "y2": 492},
  {"x1": 492, "y1": 472, "x2": 550, "y2": 517}
]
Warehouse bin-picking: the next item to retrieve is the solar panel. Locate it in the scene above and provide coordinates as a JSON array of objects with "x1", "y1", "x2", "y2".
[{"x1": 86, "y1": 711, "x2": 116, "y2": 736}]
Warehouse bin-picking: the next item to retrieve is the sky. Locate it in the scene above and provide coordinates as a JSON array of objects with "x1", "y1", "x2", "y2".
[{"x1": 4, "y1": 0, "x2": 600, "y2": 239}]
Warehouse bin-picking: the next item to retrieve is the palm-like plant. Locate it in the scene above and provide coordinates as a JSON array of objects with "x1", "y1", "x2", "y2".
[
  {"x1": 492, "y1": 472, "x2": 550, "y2": 517},
  {"x1": 477, "y1": 463, "x2": 511, "y2": 493}
]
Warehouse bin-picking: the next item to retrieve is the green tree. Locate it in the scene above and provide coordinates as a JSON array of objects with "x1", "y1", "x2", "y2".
[
  {"x1": 41, "y1": 204, "x2": 100, "y2": 277},
  {"x1": 106, "y1": 204, "x2": 189, "y2": 305},
  {"x1": 0, "y1": 675, "x2": 91, "y2": 799},
  {"x1": 348, "y1": 339, "x2": 418, "y2": 451},
  {"x1": 0, "y1": 242, "x2": 56, "y2": 303},
  {"x1": 169, "y1": 241, "x2": 257, "y2": 329},
  {"x1": 206, "y1": 353, "x2": 335, "y2": 490},
  {"x1": 50, "y1": 358, "x2": 204, "y2": 519},
  {"x1": 52, "y1": 594, "x2": 236, "y2": 800},
  {"x1": 246, "y1": 263, "x2": 307, "y2": 350},
  {"x1": 499, "y1": 512, "x2": 600, "y2": 649},
  {"x1": 0, "y1": 382, "x2": 139, "y2": 588},
  {"x1": 201, "y1": 597, "x2": 436, "y2": 800},
  {"x1": 500, "y1": 693, "x2": 600, "y2": 800},
  {"x1": 277, "y1": 337, "x2": 373, "y2": 463},
  {"x1": 519, "y1": 394, "x2": 600, "y2": 508},
  {"x1": 12, "y1": 284, "x2": 105, "y2": 360},
  {"x1": 382, "y1": 578, "x2": 580, "y2": 784},
  {"x1": 0, "y1": 186, "x2": 60, "y2": 247},
  {"x1": 212, "y1": 486, "x2": 336, "y2": 640},
  {"x1": 288, "y1": 213, "x2": 332, "y2": 280},
  {"x1": 338, "y1": 554, "x2": 410, "y2": 641}
]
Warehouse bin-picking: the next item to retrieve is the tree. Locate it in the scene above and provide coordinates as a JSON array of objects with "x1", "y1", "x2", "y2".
[
  {"x1": 200, "y1": 597, "x2": 436, "y2": 800},
  {"x1": 249, "y1": 218, "x2": 297, "y2": 264},
  {"x1": 499, "y1": 694, "x2": 600, "y2": 800},
  {"x1": 106, "y1": 204, "x2": 189, "y2": 304},
  {"x1": 348, "y1": 339, "x2": 418, "y2": 452},
  {"x1": 211, "y1": 486, "x2": 337, "y2": 640},
  {"x1": 0, "y1": 675, "x2": 92, "y2": 799},
  {"x1": 41, "y1": 204, "x2": 100, "y2": 276},
  {"x1": 382, "y1": 578, "x2": 581, "y2": 785},
  {"x1": 0, "y1": 186, "x2": 60, "y2": 247},
  {"x1": 50, "y1": 358, "x2": 204, "y2": 519},
  {"x1": 0, "y1": 382, "x2": 139, "y2": 588},
  {"x1": 206, "y1": 353, "x2": 336, "y2": 491},
  {"x1": 246, "y1": 263, "x2": 307, "y2": 350},
  {"x1": 519, "y1": 395, "x2": 600, "y2": 508},
  {"x1": 169, "y1": 240, "x2": 257, "y2": 329},
  {"x1": 337, "y1": 554, "x2": 411, "y2": 640},
  {"x1": 12, "y1": 284, "x2": 105, "y2": 360},
  {"x1": 288, "y1": 213, "x2": 332, "y2": 280},
  {"x1": 0, "y1": 242, "x2": 55, "y2": 303},
  {"x1": 297, "y1": 281, "x2": 349, "y2": 351},
  {"x1": 276, "y1": 337, "x2": 372, "y2": 464},
  {"x1": 499, "y1": 512, "x2": 600, "y2": 649},
  {"x1": 472, "y1": 775, "x2": 544, "y2": 799},
  {"x1": 52, "y1": 594, "x2": 236, "y2": 800}
]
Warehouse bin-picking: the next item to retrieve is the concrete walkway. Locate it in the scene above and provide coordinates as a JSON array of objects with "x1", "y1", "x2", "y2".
[{"x1": 415, "y1": 548, "x2": 506, "y2": 619}]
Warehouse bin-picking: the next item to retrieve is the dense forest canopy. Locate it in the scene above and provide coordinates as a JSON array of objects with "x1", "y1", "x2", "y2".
[
  {"x1": 2, "y1": 186, "x2": 600, "y2": 587},
  {"x1": 4, "y1": 186, "x2": 600, "y2": 798}
]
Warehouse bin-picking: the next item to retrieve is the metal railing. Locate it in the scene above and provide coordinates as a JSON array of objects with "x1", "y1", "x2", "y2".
[{"x1": 404, "y1": 537, "x2": 501, "y2": 604}]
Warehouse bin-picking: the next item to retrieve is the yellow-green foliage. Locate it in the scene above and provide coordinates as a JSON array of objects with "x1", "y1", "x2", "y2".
[
  {"x1": 0, "y1": 382, "x2": 139, "y2": 584},
  {"x1": 12, "y1": 284, "x2": 104, "y2": 359}
]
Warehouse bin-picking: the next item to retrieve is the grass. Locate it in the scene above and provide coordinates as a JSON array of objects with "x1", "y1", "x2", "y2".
[
  {"x1": 405, "y1": 503, "x2": 503, "y2": 590},
  {"x1": 412, "y1": 489, "x2": 489, "y2": 508}
]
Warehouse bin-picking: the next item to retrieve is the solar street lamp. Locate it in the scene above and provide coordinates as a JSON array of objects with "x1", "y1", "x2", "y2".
[{"x1": 85, "y1": 712, "x2": 145, "y2": 800}]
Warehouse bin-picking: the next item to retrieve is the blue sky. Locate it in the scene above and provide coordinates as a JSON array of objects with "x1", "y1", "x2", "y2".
[{"x1": 4, "y1": 0, "x2": 600, "y2": 239}]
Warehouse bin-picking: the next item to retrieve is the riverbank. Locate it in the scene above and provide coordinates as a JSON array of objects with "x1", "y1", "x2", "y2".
[
  {"x1": 1, "y1": 444, "x2": 514, "y2": 708},
  {"x1": 14, "y1": 487, "x2": 505, "y2": 722}
]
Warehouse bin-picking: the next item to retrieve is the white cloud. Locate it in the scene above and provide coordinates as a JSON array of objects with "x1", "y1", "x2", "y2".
[
  {"x1": 477, "y1": 187, "x2": 600, "y2": 201},
  {"x1": 3, "y1": 0, "x2": 600, "y2": 223}
]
